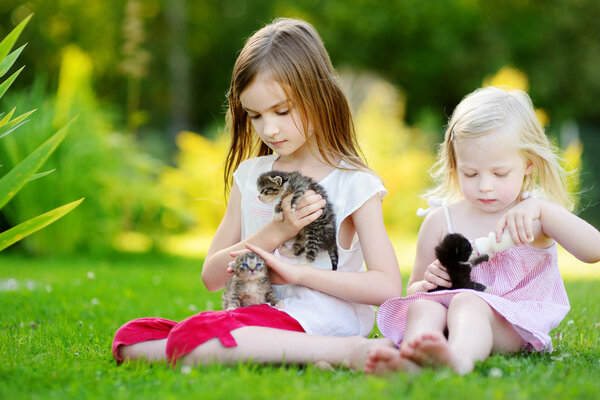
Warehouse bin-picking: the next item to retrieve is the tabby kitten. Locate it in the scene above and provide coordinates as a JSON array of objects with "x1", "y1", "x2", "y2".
[
  {"x1": 222, "y1": 252, "x2": 282, "y2": 310},
  {"x1": 256, "y1": 170, "x2": 338, "y2": 270}
]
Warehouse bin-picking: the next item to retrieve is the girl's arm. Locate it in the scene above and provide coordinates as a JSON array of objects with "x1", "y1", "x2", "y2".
[
  {"x1": 202, "y1": 184, "x2": 326, "y2": 291},
  {"x1": 495, "y1": 198, "x2": 600, "y2": 263},
  {"x1": 250, "y1": 194, "x2": 403, "y2": 306},
  {"x1": 406, "y1": 208, "x2": 452, "y2": 295}
]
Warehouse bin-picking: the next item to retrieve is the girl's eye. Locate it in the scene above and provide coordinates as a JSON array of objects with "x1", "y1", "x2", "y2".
[
  {"x1": 463, "y1": 172, "x2": 477, "y2": 178},
  {"x1": 495, "y1": 172, "x2": 509, "y2": 177},
  {"x1": 276, "y1": 109, "x2": 289, "y2": 116},
  {"x1": 248, "y1": 114, "x2": 261, "y2": 120}
]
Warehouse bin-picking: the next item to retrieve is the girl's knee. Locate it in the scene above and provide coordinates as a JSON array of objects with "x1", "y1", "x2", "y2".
[
  {"x1": 408, "y1": 298, "x2": 445, "y2": 314},
  {"x1": 448, "y1": 292, "x2": 491, "y2": 314}
]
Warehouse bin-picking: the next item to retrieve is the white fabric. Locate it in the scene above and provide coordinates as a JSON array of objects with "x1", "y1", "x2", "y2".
[{"x1": 233, "y1": 155, "x2": 387, "y2": 337}]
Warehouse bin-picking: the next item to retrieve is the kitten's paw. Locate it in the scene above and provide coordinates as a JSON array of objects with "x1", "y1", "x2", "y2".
[
  {"x1": 274, "y1": 301, "x2": 285, "y2": 309},
  {"x1": 277, "y1": 246, "x2": 295, "y2": 257},
  {"x1": 225, "y1": 306, "x2": 237, "y2": 311}
]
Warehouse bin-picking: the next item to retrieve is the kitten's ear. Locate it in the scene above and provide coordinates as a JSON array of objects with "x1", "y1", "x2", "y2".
[{"x1": 270, "y1": 176, "x2": 283, "y2": 187}]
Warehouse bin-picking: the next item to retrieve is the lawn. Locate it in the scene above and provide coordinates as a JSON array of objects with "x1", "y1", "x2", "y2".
[{"x1": 1, "y1": 248, "x2": 599, "y2": 400}]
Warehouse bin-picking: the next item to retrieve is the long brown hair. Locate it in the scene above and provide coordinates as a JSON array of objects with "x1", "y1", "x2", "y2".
[{"x1": 224, "y1": 18, "x2": 367, "y2": 193}]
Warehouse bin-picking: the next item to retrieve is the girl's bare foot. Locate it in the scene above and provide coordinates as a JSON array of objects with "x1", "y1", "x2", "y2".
[
  {"x1": 402, "y1": 332, "x2": 473, "y2": 375},
  {"x1": 344, "y1": 337, "x2": 399, "y2": 372},
  {"x1": 364, "y1": 346, "x2": 421, "y2": 375}
]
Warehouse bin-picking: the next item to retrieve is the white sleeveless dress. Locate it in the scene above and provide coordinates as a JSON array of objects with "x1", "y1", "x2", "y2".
[{"x1": 234, "y1": 155, "x2": 386, "y2": 337}]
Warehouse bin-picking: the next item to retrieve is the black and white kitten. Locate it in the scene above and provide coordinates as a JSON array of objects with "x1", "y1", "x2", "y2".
[
  {"x1": 222, "y1": 252, "x2": 282, "y2": 311},
  {"x1": 257, "y1": 170, "x2": 338, "y2": 270}
]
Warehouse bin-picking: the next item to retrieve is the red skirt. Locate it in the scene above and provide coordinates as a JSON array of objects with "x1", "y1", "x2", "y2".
[{"x1": 112, "y1": 304, "x2": 304, "y2": 364}]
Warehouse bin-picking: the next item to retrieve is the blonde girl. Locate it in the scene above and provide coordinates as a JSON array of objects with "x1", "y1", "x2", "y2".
[
  {"x1": 367, "y1": 86, "x2": 600, "y2": 375},
  {"x1": 112, "y1": 18, "x2": 401, "y2": 369}
]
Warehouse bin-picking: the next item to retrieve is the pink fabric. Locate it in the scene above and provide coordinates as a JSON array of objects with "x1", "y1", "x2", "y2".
[
  {"x1": 112, "y1": 304, "x2": 305, "y2": 364},
  {"x1": 377, "y1": 243, "x2": 570, "y2": 352}
]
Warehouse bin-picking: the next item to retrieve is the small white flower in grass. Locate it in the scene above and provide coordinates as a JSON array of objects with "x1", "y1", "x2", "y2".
[
  {"x1": 554, "y1": 332, "x2": 563, "y2": 341},
  {"x1": 46, "y1": 285, "x2": 52, "y2": 293},
  {"x1": 91, "y1": 298, "x2": 99, "y2": 306},
  {"x1": 0, "y1": 279, "x2": 19, "y2": 291},
  {"x1": 87, "y1": 271, "x2": 95, "y2": 279},
  {"x1": 26, "y1": 280, "x2": 36, "y2": 290},
  {"x1": 188, "y1": 304, "x2": 198, "y2": 312},
  {"x1": 594, "y1": 322, "x2": 600, "y2": 329},
  {"x1": 488, "y1": 367, "x2": 503, "y2": 378},
  {"x1": 181, "y1": 365, "x2": 192, "y2": 375},
  {"x1": 567, "y1": 320, "x2": 574, "y2": 326},
  {"x1": 205, "y1": 301, "x2": 214, "y2": 311}
]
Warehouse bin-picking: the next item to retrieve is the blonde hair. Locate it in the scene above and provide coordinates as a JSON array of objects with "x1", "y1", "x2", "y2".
[
  {"x1": 223, "y1": 17, "x2": 367, "y2": 193},
  {"x1": 427, "y1": 86, "x2": 574, "y2": 210}
]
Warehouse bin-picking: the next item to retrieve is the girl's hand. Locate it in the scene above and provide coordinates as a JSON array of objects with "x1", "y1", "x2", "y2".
[
  {"x1": 423, "y1": 260, "x2": 451, "y2": 291},
  {"x1": 277, "y1": 190, "x2": 326, "y2": 239},
  {"x1": 495, "y1": 198, "x2": 539, "y2": 246},
  {"x1": 245, "y1": 243, "x2": 306, "y2": 285},
  {"x1": 409, "y1": 260, "x2": 451, "y2": 294}
]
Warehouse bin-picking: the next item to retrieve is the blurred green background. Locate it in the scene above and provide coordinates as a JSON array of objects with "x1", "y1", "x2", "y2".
[{"x1": 0, "y1": 0, "x2": 598, "y2": 257}]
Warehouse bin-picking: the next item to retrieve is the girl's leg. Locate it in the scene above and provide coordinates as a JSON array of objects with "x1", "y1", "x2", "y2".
[
  {"x1": 365, "y1": 299, "x2": 447, "y2": 374},
  {"x1": 178, "y1": 326, "x2": 396, "y2": 370},
  {"x1": 407, "y1": 292, "x2": 523, "y2": 374},
  {"x1": 113, "y1": 317, "x2": 177, "y2": 363},
  {"x1": 120, "y1": 339, "x2": 168, "y2": 362}
]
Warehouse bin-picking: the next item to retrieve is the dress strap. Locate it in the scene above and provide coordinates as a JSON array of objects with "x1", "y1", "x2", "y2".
[{"x1": 416, "y1": 197, "x2": 454, "y2": 233}]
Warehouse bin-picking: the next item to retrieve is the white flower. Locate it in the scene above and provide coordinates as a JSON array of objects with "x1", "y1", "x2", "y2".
[
  {"x1": 181, "y1": 365, "x2": 192, "y2": 375},
  {"x1": 87, "y1": 272, "x2": 95, "y2": 279},
  {"x1": 488, "y1": 367, "x2": 503, "y2": 378}
]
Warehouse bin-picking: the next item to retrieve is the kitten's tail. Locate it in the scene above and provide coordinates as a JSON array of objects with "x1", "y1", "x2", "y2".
[{"x1": 328, "y1": 247, "x2": 338, "y2": 271}]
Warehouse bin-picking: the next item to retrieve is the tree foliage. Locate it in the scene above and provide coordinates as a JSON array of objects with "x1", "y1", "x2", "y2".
[{"x1": 1, "y1": 0, "x2": 599, "y2": 133}]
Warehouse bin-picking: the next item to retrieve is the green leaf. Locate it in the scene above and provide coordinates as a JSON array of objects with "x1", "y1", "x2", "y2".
[
  {"x1": 0, "y1": 109, "x2": 36, "y2": 139},
  {"x1": 0, "y1": 118, "x2": 74, "y2": 210},
  {"x1": 0, "y1": 198, "x2": 84, "y2": 251},
  {"x1": 0, "y1": 66, "x2": 24, "y2": 100},
  {"x1": 0, "y1": 14, "x2": 32, "y2": 61},
  {"x1": 0, "y1": 107, "x2": 15, "y2": 126},
  {"x1": 0, "y1": 44, "x2": 26, "y2": 78},
  {"x1": 28, "y1": 169, "x2": 55, "y2": 181}
]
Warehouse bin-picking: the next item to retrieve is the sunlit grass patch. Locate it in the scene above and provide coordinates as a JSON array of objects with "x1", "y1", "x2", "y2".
[{"x1": 1, "y1": 252, "x2": 598, "y2": 399}]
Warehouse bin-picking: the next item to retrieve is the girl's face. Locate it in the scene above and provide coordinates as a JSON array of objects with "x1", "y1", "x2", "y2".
[
  {"x1": 240, "y1": 72, "x2": 312, "y2": 160},
  {"x1": 454, "y1": 130, "x2": 533, "y2": 214}
]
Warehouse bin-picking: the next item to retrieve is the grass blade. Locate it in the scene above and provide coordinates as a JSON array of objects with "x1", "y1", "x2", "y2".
[
  {"x1": 0, "y1": 44, "x2": 26, "y2": 78},
  {"x1": 0, "y1": 110, "x2": 35, "y2": 139},
  {"x1": 28, "y1": 169, "x2": 56, "y2": 181},
  {"x1": 0, "y1": 14, "x2": 32, "y2": 61},
  {"x1": 0, "y1": 107, "x2": 15, "y2": 126},
  {"x1": 0, "y1": 66, "x2": 24, "y2": 100},
  {"x1": 0, "y1": 197, "x2": 84, "y2": 251},
  {"x1": 0, "y1": 118, "x2": 74, "y2": 209}
]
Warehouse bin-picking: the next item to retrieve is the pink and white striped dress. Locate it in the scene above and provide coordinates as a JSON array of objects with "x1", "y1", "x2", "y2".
[{"x1": 377, "y1": 231, "x2": 570, "y2": 353}]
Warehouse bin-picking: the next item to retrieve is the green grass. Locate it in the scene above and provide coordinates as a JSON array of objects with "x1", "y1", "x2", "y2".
[{"x1": 1, "y1": 251, "x2": 599, "y2": 400}]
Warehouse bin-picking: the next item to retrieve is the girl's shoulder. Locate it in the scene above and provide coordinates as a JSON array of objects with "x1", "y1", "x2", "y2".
[
  {"x1": 234, "y1": 155, "x2": 278, "y2": 182},
  {"x1": 328, "y1": 165, "x2": 385, "y2": 196}
]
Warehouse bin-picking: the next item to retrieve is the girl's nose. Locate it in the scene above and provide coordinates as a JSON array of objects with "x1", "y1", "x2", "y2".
[
  {"x1": 478, "y1": 175, "x2": 494, "y2": 192},
  {"x1": 263, "y1": 116, "x2": 279, "y2": 137}
]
